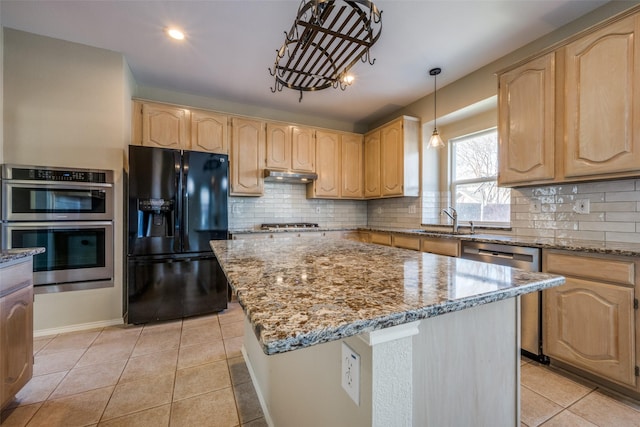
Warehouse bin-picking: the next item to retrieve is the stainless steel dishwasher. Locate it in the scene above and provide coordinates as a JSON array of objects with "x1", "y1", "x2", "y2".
[{"x1": 460, "y1": 241, "x2": 548, "y2": 363}]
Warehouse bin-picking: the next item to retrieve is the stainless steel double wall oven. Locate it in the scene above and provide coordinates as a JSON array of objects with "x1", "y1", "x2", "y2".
[{"x1": 1, "y1": 165, "x2": 115, "y2": 292}]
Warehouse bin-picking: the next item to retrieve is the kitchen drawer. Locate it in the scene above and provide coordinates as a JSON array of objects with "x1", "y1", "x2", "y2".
[
  {"x1": 392, "y1": 235, "x2": 420, "y2": 251},
  {"x1": 370, "y1": 232, "x2": 392, "y2": 246},
  {"x1": 421, "y1": 237, "x2": 460, "y2": 257},
  {"x1": 544, "y1": 251, "x2": 635, "y2": 286}
]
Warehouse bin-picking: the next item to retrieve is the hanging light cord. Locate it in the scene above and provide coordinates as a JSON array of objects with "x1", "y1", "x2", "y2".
[{"x1": 429, "y1": 67, "x2": 441, "y2": 132}]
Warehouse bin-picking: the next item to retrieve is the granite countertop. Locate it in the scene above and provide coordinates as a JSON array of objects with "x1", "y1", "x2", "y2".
[
  {"x1": 210, "y1": 238, "x2": 564, "y2": 355},
  {"x1": 0, "y1": 248, "x2": 45, "y2": 265},
  {"x1": 230, "y1": 226, "x2": 640, "y2": 256}
]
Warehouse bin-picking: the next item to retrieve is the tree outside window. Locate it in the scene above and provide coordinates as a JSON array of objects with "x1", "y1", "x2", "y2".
[{"x1": 450, "y1": 129, "x2": 510, "y2": 224}]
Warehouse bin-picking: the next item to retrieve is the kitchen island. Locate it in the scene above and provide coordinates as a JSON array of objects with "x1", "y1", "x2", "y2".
[{"x1": 210, "y1": 238, "x2": 565, "y2": 427}]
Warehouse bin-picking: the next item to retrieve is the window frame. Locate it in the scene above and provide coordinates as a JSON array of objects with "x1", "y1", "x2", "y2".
[{"x1": 448, "y1": 127, "x2": 510, "y2": 227}]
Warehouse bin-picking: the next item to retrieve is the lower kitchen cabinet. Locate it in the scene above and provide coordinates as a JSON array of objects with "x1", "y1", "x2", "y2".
[
  {"x1": 543, "y1": 250, "x2": 639, "y2": 394},
  {"x1": 369, "y1": 232, "x2": 392, "y2": 246},
  {"x1": 392, "y1": 234, "x2": 421, "y2": 251},
  {"x1": 231, "y1": 231, "x2": 345, "y2": 240},
  {"x1": 1, "y1": 257, "x2": 34, "y2": 409},
  {"x1": 421, "y1": 237, "x2": 460, "y2": 257}
]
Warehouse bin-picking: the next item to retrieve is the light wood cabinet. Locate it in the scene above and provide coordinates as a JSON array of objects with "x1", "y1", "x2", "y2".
[
  {"x1": 563, "y1": 14, "x2": 640, "y2": 178},
  {"x1": 364, "y1": 116, "x2": 420, "y2": 199},
  {"x1": 543, "y1": 250, "x2": 638, "y2": 392},
  {"x1": 1, "y1": 258, "x2": 34, "y2": 410},
  {"x1": 232, "y1": 231, "x2": 344, "y2": 240},
  {"x1": 292, "y1": 126, "x2": 316, "y2": 172},
  {"x1": 498, "y1": 11, "x2": 640, "y2": 186},
  {"x1": 370, "y1": 232, "x2": 392, "y2": 246},
  {"x1": 190, "y1": 109, "x2": 228, "y2": 154},
  {"x1": 230, "y1": 117, "x2": 265, "y2": 196},
  {"x1": 364, "y1": 131, "x2": 381, "y2": 198},
  {"x1": 498, "y1": 52, "x2": 556, "y2": 186},
  {"x1": 307, "y1": 131, "x2": 340, "y2": 198},
  {"x1": 138, "y1": 101, "x2": 190, "y2": 149},
  {"x1": 266, "y1": 123, "x2": 291, "y2": 170},
  {"x1": 341, "y1": 133, "x2": 364, "y2": 199},
  {"x1": 266, "y1": 124, "x2": 316, "y2": 173},
  {"x1": 132, "y1": 100, "x2": 229, "y2": 154},
  {"x1": 392, "y1": 234, "x2": 421, "y2": 251},
  {"x1": 421, "y1": 237, "x2": 460, "y2": 257}
]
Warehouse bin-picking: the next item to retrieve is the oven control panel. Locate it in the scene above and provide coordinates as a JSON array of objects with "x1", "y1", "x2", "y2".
[{"x1": 2, "y1": 165, "x2": 112, "y2": 183}]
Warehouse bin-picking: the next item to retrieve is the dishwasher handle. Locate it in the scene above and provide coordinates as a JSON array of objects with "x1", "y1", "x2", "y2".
[{"x1": 477, "y1": 249, "x2": 516, "y2": 259}]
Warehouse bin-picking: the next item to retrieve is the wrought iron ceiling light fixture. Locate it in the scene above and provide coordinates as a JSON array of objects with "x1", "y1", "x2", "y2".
[
  {"x1": 428, "y1": 67, "x2": 445, "y2": 149},
  {"x1": 269, "y1": 0, "x2": 382, "y2": 102}
]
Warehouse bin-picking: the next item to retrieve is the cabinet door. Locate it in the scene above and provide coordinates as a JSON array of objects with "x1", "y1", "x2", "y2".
[
  {"x1": 364, "y1": 131, "x2": 381, "y2": 198},
  {"x1": 341, "y1": 133, "x2": 363, "y2": 199},
  {"x1": 292, "y1": 126, "x2": 316, "y2": 172},
  {"x1": 544, "y1": 278, "x2": 636, "y2": 387},
  {"x1": 266, "y1": 123, "x2": 292, "y2": 170},
  {"x1": 380, "y1": 120, "x2": 404, "y2": 196},
  {"x1": 191, "y1": 110, "x2": 228, "y2": 154},
  {"x1": 141, "y1": 102, "x2": 189, "y2": 149},
  {"x1": 564, "y1": 14, "x2": 640, "y2": 178},
  {"x1": 498, "y1": 53, "x2": 556, "y2": 185},
  {"x1": 311, "y1": 131, "x2": 340, "y2": 198},
  {"x1": 230, "y1": 118, "x2": 265, "y2": 196},
  {"x1": 1, "y1": 286, "x2": 33, "y2": 409}
]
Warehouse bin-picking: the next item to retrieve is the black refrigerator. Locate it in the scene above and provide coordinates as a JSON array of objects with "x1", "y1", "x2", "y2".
[{"x1": 126, "y1": 145, "x2": 229, "y2": 324}]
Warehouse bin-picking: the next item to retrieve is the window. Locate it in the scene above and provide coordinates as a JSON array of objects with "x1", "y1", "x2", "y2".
[{"x1": 450, "y1": 128, "x2": 510, "y2": 224}]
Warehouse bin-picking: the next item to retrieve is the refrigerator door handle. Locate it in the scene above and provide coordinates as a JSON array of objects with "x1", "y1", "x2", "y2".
[
  {"x1": 174, "y1": 149, "x2": 182, "y2": 253},
  {"x1": 182, "y1": 150, "x2": 191, "y2": 252}
]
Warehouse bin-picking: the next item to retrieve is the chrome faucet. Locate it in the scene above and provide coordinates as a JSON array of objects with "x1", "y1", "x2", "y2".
[{"x1": 441, "y1": 206, "x2": 458, "y2": 234}]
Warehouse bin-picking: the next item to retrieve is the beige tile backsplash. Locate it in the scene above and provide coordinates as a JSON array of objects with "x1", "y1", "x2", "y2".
[{"x1": 230, "y1": 180, "x2": 640, "y2": 244}]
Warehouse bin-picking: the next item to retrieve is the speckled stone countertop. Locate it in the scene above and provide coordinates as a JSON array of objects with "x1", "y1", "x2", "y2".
[
  {"x1": 210, "y1": 238, "x2": 564, "y2": 355},
  {"x1": 0, "y1": 248, "x2": 45, "y2": 265},
  {"x1": 230, "y1": 226, "x2": 640, "y2": 256}
]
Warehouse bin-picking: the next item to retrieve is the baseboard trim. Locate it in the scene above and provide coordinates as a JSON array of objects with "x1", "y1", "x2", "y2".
[{"x1": 34, "y1": 318, "x2": 125, "y2": 337}]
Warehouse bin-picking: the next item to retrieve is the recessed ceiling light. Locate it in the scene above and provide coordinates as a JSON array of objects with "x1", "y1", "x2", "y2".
[{"x1": 166, "y1": 28, "x2": 185, "y2": 41}]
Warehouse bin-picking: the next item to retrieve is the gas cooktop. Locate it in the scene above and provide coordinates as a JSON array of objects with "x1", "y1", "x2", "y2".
[{"x1": 260, "y1": 222, "x2": 319, "y2": 231}]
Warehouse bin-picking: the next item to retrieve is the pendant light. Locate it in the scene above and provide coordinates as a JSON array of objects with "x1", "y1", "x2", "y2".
[{"x1": 428, "y1": 67, "x2": 445, "y2": 149}]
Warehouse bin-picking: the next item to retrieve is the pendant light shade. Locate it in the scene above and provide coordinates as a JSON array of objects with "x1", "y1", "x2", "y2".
[{"x1": 428, "y1": 67, "x2": 445, "y2": 149}]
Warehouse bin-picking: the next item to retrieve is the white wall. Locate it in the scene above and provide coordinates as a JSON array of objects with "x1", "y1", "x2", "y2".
[{"x1": 3, "y1": 28, "x2": 133, "y2": 332}]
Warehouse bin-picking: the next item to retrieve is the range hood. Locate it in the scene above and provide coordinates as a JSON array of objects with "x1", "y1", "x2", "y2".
[{"x1": 263, "y1": 169, "x2": 318, "y2": 183}]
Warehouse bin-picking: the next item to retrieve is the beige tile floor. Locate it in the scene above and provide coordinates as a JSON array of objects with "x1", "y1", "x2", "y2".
[
  {"x1": 520, "y1": 357, "x2": 640, "y2": 426},
  {"x1": 0, "y1": 301, "x2": 265, "y2": 427},
  {"x1": 3, "y1": 302, "x2": 640, "y2": 427}
]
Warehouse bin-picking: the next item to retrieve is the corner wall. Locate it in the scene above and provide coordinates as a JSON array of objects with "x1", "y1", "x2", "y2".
[{"x1": 3, "y1": 28, "x2": 133, "y2": 332}]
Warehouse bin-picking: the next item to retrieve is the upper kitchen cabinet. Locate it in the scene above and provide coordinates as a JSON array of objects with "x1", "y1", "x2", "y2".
[
  {"x1": 498, "y1": 53, "x2": 556, "y2": 186},
  {"x1": 563, "y1": 14, "x2": 640, "y2": 178},
  {"x1": 292, "y1": 126, "x2": 316, "y2": 172},
  {"x1": 341, "y1": 133, "x2": 364, "y2": 199},
  {"x1": 364, "y1": 116, "x2": 420, "y2": 199},
  {"x1": 230, "y1": 117, "x2": 265, "y2": 196},
  {"x1": 266, "y1": 123, "x2": 316, "y2": 172},
  {"x1": 364, "y1": 131, "x2": 381, "y2": 198},
  {"x1": 497, "y1": 10, "x2": 640, "y2": 186},
  {"x1": 132, "y1": 100, "x2": 229, "y2": 154},
  {"x1": 190, "y1": 109, "x2": 229, "y2": 154},
  {"x1": 133, "y1": 101, "x2": 190, "y2": 150},
  {"x1": 307, "y1": 130, "x2": 340, "y2": 198}
]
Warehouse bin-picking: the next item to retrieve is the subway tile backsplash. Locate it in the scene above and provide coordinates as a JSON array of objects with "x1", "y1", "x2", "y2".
[
  {"x1": 230, "y1": 179, "x2": 640, "y2": 244},
  {"x1": 229, "y1": 182, "x2": 367, "y2": 230},
  {"x1": 511, "y1": 179, "x2": 640, "y2": 243}
]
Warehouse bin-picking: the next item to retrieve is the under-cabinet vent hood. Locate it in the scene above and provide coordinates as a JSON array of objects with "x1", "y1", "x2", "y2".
[{"x1": 263, "y1": 169, "x2": 317, "y2": 183}]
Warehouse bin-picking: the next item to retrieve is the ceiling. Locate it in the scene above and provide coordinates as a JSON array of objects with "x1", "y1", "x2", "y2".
[{"x1": 1, "y1": 0, "x2": 610, "y2": 126}]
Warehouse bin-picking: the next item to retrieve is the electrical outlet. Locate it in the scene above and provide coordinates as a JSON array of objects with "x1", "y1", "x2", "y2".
[
  {"x1": 232, "y1": 204, "x2": 241, "y2": 215},
  {"x1": 408, "y1": 204, "x2": 416, "y2": 214},
  {"x1": 315, "y1": 206, "x2": 321, "y2": 214},
  {"x1": 530, "y1": 201, "x2": 541, "y2": 213},
  {"x1": 573, "y1": 199, "x2": 590, "y2": 214},
  {"x1": 341, "y1": 342, "x2": 360, "y2": 405},
  {"x1": 376, "y1": 207, "x2": 382, "y2": 215}
]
